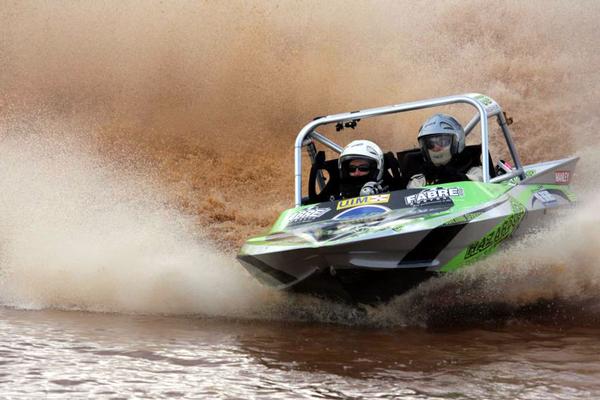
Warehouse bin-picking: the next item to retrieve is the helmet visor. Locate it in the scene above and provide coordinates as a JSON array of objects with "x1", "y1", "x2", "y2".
[
  {"x1": 419, "y1": 134, "x2": 454, "y2": 166},
  {"x1": 341, "y1": 158, "x2": 377, "y2": 179},
  {"x1": 421, "y1": 134, "x2": 453, "y2": 150}
]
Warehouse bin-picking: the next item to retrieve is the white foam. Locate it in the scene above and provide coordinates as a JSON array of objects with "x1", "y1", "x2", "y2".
[{"x1": 0, "y1": 127, "x2": 271, "y2": 315}]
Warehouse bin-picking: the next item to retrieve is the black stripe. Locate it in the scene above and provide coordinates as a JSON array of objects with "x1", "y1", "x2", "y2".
[
  {"x1": 237, "y1": 255, "x2": 297, "y2": 285},
  {"x1": 398, "y1": 199, "x2": 508, "y2": 265},
  {"x1": 399, "y1": 223, "x2": 467, "y2": 264}
]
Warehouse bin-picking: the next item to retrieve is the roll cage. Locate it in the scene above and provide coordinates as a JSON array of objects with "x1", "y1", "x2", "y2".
[{"x1": 294, "y1": 93, "x2": 525, "y2": 207}]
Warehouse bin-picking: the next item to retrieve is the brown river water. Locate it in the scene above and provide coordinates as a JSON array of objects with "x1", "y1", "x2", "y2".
[
  {"x1": 2, "y1": 1, "x2": 600, "y2": 398},
  {"x1": 3, "y1": 306, "x2": 600, "y2": 399}
]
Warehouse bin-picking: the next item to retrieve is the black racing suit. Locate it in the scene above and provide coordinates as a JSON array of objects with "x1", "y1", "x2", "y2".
[
  {"x1": 407, "y1": 162, "x2": 480, "y2": 188},
  {"x1": 340, "y1": 177, "x2": 387, "y2": 199}
]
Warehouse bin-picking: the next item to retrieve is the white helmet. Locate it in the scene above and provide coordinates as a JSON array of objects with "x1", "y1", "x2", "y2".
[
  {"x1": 417, "y1": 114, "x2": 465, "y2": 167},
  {"x1": 338, "y1": 139, "x2": 384, "y2": 181}
]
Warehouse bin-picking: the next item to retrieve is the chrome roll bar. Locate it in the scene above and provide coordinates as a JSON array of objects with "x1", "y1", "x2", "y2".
[{"x1": 293, "y1": 93, "x2": 520, "y2": 206}]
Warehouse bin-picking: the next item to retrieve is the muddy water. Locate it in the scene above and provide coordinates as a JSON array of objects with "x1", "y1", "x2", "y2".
[
  {"x1": 2, "y1": 1, "x2": 600, "y2": 399},
  {"x1": 2, "y1": 307, "x2": 600, "y2": 399},
  {"x1": 3, "y1": 0, "x2": 599, "y2": 248}
]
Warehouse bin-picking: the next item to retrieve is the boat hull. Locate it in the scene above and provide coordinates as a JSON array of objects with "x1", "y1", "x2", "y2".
[
  {"x1": 239, "y1": 213, "x2": 505, "y2": 302},
  {"x1": 238, "y1": 166, "x2": 577, "y2": 303}
]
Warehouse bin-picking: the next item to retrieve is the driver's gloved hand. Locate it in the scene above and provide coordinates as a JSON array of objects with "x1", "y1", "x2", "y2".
[{"x1": 360, "y1": 181, "x2": 383, "y2": 196}]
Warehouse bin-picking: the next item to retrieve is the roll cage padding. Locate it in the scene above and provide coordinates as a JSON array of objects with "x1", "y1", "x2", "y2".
[
  {"x1": 307, "y1": 151, "x2": 341, "y2": 204},
  {"x1": 382, "y1": 152, "x2": 405, "y2": 191},
  {"x1": 306, "y1": 151, "x2": 404, "y2": 205}
]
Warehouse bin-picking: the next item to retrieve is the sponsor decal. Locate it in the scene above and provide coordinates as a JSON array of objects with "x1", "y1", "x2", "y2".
[
  {"x1": 474, "y1": 94, "x2": 501, "y2": 114},
  {"x1": 508, "y1": 169, "x2": 535, "y2": 185},
  {"x1": 533, "y1": 189, "x2": 557, "y2": 205},
  {"x1": 464, "y1": 200, "x2": 525, "y2": 260},
  {"x1": 404, "y1": 187, "x2": 464, "y2": 207},
  {"x1": 287, "y1": 205, "x2": 331, "y2": 224},
  {"x1": 475, "y1": 94, "x2": 493, "y2": 106},
  {"x1": 555, "y1": 171, "x2": 570, "y2": 184},
  {"x1": 392, "y1": 224, "x2": 405, "y2": 233},
  {"x1": 336, "y1": 194, "x2": 390, "y2": 210},
  {"x1": 333, "y1": 205, "x2": 390, "y2": 220}
]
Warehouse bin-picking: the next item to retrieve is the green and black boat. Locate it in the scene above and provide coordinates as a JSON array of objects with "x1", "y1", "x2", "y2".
[{"x1": 238, "y1": 93, "x2": 578, "y2": 303}]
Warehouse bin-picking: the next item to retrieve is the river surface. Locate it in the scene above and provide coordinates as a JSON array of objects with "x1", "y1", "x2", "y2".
[{"x1": 2, "y1": 306, "x2": 600, "y2": 399}]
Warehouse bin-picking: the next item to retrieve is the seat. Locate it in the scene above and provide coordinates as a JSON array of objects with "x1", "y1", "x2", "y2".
[
  {"x1": 457, "y1": 144, "x2": 496, "y2": 179},
  {"x1": 306, "y1": 151, "x2": 341, "y2": 204},
  {"x1": 397, "y1": 148, "x2": 424, "y2": 185},
  {"x1": 306, "y1": 151, "x2": 405, "y2": 205},
  {"x1": 382, "y1": 152, "x2": 405, "y2": 191}
]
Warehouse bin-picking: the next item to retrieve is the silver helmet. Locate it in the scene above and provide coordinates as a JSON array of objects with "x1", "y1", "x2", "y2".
[{"x1": 417, "y1": 114, "x2": 465, "y2": 166}]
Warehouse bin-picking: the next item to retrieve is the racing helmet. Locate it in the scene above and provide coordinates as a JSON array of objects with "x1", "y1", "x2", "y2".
[
  {"x1": 417, "y1": 114, "x2": 465, "y2": 166},
  {"x1": 338, "y1": 140, "x2": 384, "y2": 181}
]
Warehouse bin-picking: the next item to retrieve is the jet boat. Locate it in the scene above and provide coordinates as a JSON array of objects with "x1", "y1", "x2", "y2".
[{"x1": 237, "y1": 93, "x2": 578, "y2": 303}]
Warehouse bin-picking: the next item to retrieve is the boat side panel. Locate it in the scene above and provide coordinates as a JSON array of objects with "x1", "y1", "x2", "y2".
[
  {"x1": 439, "y1": 182, "x2": 574, "y2": 271},
  {"x1": 238, "y1": 180, "x2": 576, "y2": 293}
]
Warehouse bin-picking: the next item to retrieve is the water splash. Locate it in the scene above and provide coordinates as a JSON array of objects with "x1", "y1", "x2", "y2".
[
  {"x1": 0, "y1": 127, "x2": 272, "y2": 315},
  {"x1": 1, "y1": 1, "x2": 599, "y2": 325},
  {"x1": 2, "y1": 1, "x2": 599, "y2": 246},
  {"x1": 2, "y1": 125, "x2": 600, "y2": 328}
]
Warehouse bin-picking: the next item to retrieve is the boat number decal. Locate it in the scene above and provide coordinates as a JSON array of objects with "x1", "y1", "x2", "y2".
[
  {"x1": 554, "y1": 171, "x2": 570, "y2": 184},
  {"x1": 464, "y1": 201, "x2": 525, "y2": 260},
  {"x1": 333, "y1": 205, "x2": 390, "y2": 220},
  {"x1": 288, "y1": 206, "x2": 331, "y2": 224},
  {"x1": 336, "y1": 194, "x2": 390, "y2": 210},
  {"x1": 404, "y1": 187, "x2": 464, "y2": 207},
  {"x1": 533, "y1": 190, "x2": 557, "y2": 205}
]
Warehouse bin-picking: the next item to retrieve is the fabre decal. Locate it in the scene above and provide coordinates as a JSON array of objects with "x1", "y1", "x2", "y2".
[
  {"x1": 404, "y1": 187, "x2": 464, "y2": 207},
  {"x1": 288, "y1": 206, "x2": 331, "y2": 224},
  {"x1": 336, "y1": 194, "x2": 391, "y2": 210},
  {"x1": 333, "y1": 205, "x2": 390, "y2": 220},
  {"x1": 554, "y1": 171, "x2": 571, "y2": 184}
]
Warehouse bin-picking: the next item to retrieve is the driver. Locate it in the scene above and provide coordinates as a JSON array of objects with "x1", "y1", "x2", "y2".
[
  {"x1": 338, "y1": 140, "x2": 387, "y2": 198},
  {"x1": 407, "y1": 114, "x2": 482, "y2": 188}
]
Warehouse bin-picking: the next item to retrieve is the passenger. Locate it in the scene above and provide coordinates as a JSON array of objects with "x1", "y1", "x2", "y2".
[
  {"x1": 338, "y1": 140, "x2": 387, "y2": 199},
  {"x1": 407, "y1": 114, "x2": 483, "y2": 188}
]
